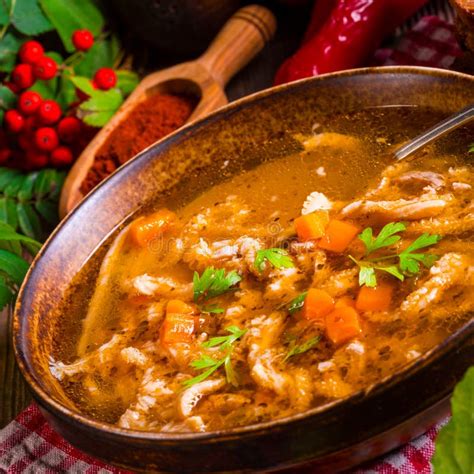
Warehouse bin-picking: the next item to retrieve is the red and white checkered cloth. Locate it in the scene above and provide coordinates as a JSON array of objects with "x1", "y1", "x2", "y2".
[
  {"x1": 0, "y1": 404, "x2": 448, "y2": 473},
  {"x1": 0, "y1": 13, "x2": 462, "y2": 474}
]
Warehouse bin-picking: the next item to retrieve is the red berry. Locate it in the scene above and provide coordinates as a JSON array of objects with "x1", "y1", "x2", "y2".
[
  {"x1": 50, "y1": 145, "x2": 73, "y2": 167},
  {"x1": 12, "y1": 64, "x2": 35, "y2": 89},
  {"x1": 4, "y1": 110, "x2": 25, "y2": 133},
  {"x1": 5, "y1": 81, "x2": 20, "y2": 94},
  {"x1": 37, "y1": 99, "x2": 62, "y2": 125},
  {"x1": 72, "y1": 30, "x2": 94, "y2": 52},
  {"x1": 33, "y1": 56, "x2": 57, "y2": 80},
  {"x1": 34, "y1": 127, "x2": 58, "y2": 151},
  {"x1": 25, "y1": 149, "x2": 48, "y2": 169},
  {"x1": 19, "y1": 40, "x2": 44, "y2": 65},
  {"x1": 93, "y1": 68, "x2": 117, "y2": 90},
  {"x1": 18, "y1": 91, "x2": 42, "y2": 115},
  {"x1": 57, "y1": 116, "x2": 81, "y2": 143},
  {"x1": 0, "y1": 148, "x2": 12, "y2": 164},
  {"x1": 18, "y1": 131, "x2": 35, "y2": 151}
]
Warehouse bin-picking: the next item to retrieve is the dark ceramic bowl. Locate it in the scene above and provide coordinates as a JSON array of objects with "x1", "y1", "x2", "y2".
[{"x1": 14, "y1": 67, "x2": 474, "y2": 473}]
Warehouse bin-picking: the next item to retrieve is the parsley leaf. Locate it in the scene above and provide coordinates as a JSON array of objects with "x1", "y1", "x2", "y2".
[
  {"x1": 469, "y1": 143, "x2": 474, "y2": 153},
  {"x1": 254, "y1": 248, "x2": 294, "y2": 273},
  {"x1": 398, "y1": 233, "x2": 441, "y2": 275},
  {"x1": 432, "y1": 367, "x2": 474, "y2": 474},
  {"x1": 284, "y1": 336, "x2": 320, "y2": 362},
  {"x1": 349, "y1": 222, "x2": 440, "y2": 287},
  {"x1": 287, "y1": 292, "x2": 307, "y2": 314},
  {"x1": 183, "y1": 326, "x2": 247, "y2": 387},
  {"x1": 193, "y1": 267, "x2": 241, "y2": 302},
  {"x1": 359, "y1": 222, "x2": 406, "y2": 255},
  {"x1": 200, "y1": 304, "x2": 224, "y2": 314}
]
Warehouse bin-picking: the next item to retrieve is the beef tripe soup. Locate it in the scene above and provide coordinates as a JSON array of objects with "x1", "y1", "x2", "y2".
[{"x1": 51, "y1": 107, "x2": 474, "y2": 433}]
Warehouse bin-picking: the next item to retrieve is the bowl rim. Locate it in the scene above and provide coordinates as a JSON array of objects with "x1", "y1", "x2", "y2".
[{"x1": 13, "y1": 65, "x2": 474, "y2": 443}]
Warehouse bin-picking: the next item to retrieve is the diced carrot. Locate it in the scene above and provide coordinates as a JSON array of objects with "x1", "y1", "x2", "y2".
[
  {"x1": 326, "y1": 306, "x2": 361, "y2": 345},
  {"x1": 335, "y1": 296, "x2": 356, "y2": 309},
  {"x1": 302, "y1": 288, "x2": 334, "y2": 321},
  {"x1": 294, "y1": 211, "x2": 330, "y2": 241},
  {"x1": 356, "y1": 283, "x2": 393, "y2": 312},
  {"x1": 166, "y1": 299, "x2": 195, "y2": 315},
  {"x1": 129, "y1": 209, "x2": 177, "y2": 247},
  {"x1": 161, "y1": 312, "x2": 195, "y2": 345},
  {"x1": 161, "y1": 299, "x2": 196, "y2": 345},
  {"x1": 318, "y1": 219, "x2": 360, "y2": 253}
]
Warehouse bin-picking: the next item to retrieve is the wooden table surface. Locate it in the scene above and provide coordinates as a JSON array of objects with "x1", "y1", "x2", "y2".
[{"x1": 0, "y1": 4, "x2": 306, "y2": 429}]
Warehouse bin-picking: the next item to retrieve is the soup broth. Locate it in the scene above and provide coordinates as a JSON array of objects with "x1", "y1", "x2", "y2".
[{"x1": 52, "y1": 107, "x2": 474, "y2": 432}]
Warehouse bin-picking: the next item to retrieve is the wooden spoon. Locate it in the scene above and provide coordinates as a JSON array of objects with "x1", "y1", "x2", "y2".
[{"x1": 59, "y1": 5, "x2": 276, "y2": 217}]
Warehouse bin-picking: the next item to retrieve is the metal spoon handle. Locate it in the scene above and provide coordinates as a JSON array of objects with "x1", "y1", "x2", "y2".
[{"x1": 394, "y1": 103, "x2": 474, "y2": 161}]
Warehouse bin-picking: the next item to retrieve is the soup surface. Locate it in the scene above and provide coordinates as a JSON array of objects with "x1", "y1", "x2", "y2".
[{"x1": 52, "y1": 107, "x2": 474, "y2": 432}]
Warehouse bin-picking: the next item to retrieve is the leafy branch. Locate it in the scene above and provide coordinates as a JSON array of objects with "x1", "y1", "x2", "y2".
[
  {"x1": 0, "y1": 220, "x2": 40, "y2": 308},
  {"x1": 0, "y1": 167, "x2": 65, "y2": 241}
]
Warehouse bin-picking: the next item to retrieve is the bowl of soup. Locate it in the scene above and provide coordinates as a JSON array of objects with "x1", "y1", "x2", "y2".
[{"x1": 14, "y1": 67, "x2": 474, "y2": 473}]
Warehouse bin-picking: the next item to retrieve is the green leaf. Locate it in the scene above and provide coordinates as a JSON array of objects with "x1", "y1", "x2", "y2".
[
  {"x1": 0, "y1": 197, "x2": 18, "y2": 229},
  {"x1": 0, "y1": 30, "x2": 24, "y2": 72},
  {"x1": 468, "y1": 143, "x2": 474, "y2": 153},
  {"x1": 17, "y1": 202, "x2": 42, "y2": 239},
  {"x1": 359, "y1": 222, "x2": 406, "y2": 255},
  {"x1": 0, "y1": 84, "x2": 16, "y2": 110},
  {"x1": 116, "y1": 70, "x2": 139, "y2": 96},
  {"x1": 254, "y1": 248, "x2": 294, "y2": 273},
  {"x1": 0, "y1": 221, "x2": 41, "y2": 254},
  {"x1": 55, "y1": 73, "x2": 76, "y2": 110},
  {"x1": 0, "y1": 275, "x2": 14, "y2": 309},
  {"x1": 288, "y1": 292, "x2": 307, "y2": 314},
  {"x1": 69, "y1": 75, "x2": 95, "y2": 96},
  {"x1": 0, "y1": 168, "x2": 21, "y2": 190},
  {"x1": 433, "y1": 367, "x2": 474, "y2": 474},
  {"x1": 12, "y1": 0, "x2": 53, "y2": 35},
  {"x1": 17, "y1": 172, "x2": 37, "y2": 201},
  {"x1": 39, "y1": 0, "x2": 104, "y2": 52},
  {"x1": 359, "y1": 265, "x2": 376, "y2": 287},
  {"x1": 200, "y1": 304, "x2": 224, "y2": 314},
  {"x1": 4, "y1": 174, "x2": 25, "y2": 197},
  {"x1": 78, "y1": 88, "x2": 123, "y2": 127},
  {"x1": 75, "y1": 36, "x2": 120, "y2": 76},
  {"x1": 0, "y1": 248, "x2": 29, "y2": 285},
  {"x1": 0, "y1": 0, "x2": 10, "y2": 25},
  {"x1": 184, "y1": 326, "x2": 246, "y2": 387},
  {"x1": 34, "y1": 200, "x2": 58, "y2": 224},
  {"x1": 284, "y1": 336, "x2": 320, "y2": 362},
  {"x1": 193, "y1": 267, "x2": 241, "y2": 302}
]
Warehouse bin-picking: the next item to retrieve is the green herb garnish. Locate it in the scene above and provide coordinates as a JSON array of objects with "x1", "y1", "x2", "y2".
[
  {"x1": 193, "y1": 267, "x2": 241, "y2": 302},
  {"x1": 349, "y1": 222, "x2": 441, "y2": 287},
  {"x1": 200, "y1": 304, "x2": 225, "y2": 314},
  {"x1": 254, "y1": 248, "x2": 294, "y2": 273},
  {"x1": 287, "y1": 292, "x2": 308, "y2": 314},
  {"x1": 183, "y1": 326, "x2": 247, "y2": 388},
  {"x1": 284, "y1": 336, "x2": 320, "y2": 362},
  {"x1": 469, "y1": 143, "x2": 474, "y2": 153},
  {"x1": 432, "y1": 367, "x2": 474, "y2": 474}
]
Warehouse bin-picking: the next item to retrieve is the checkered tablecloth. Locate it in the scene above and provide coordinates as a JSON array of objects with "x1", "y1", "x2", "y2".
[{"x1": 0, "y1": 9, "x2": 463, "y2": 474}]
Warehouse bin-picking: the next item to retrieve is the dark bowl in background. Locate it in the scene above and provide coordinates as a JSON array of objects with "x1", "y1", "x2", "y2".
[
  {"x1": 110, "y1": 0, "x2": 241, "y2": 56},
  {"x1": 13, "y1": 67, "x2": 474, "y2": 473}
]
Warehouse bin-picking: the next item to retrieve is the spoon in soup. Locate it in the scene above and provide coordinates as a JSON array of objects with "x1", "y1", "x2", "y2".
[{"x1": 394, "y1": 103, "x2": 474, "y2": 160}]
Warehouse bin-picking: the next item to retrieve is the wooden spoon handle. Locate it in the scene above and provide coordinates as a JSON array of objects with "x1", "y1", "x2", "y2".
[{"x1": 197, "y1": 5, "x2": 277, "y2": 89}]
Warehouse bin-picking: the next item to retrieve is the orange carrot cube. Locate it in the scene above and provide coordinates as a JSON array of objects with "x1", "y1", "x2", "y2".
[
  {"x1": 129, "y1": 209, "x2": 177, "y2": 247},
  {"x1": 326, "y1": 306, "x2": 361, "y2": 345},
  {"x1": 356, "y1": 283, "x2": 393, "y2": 312},
  {"x1": 294, "y1": 211, "x2": 330, "y2": 241},
  {"x1": 318, "y1": 219, "x2": 360, "y2": 253},
  {"x1": 302, "y1": 288, "x2": 334, "y2": 321}
]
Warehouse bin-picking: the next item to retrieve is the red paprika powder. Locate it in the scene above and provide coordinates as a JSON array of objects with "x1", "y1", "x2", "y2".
[{"x1": 80, "y1": 93, "x2": 195, "y2": 194}]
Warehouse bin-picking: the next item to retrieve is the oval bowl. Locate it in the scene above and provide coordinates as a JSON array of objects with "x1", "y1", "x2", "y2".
[{"x1": 14, "y1": 67, "x2": 474, "y2": 473}]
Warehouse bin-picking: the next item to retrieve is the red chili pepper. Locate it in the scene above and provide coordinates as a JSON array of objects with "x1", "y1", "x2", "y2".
[{"x1": 274, "y1": 0, "x2": 429, "y2": 85}]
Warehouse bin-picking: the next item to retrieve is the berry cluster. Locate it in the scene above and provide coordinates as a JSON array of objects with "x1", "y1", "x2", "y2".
[{"x1": 1, "y1": 29, "x2": 117, "y2": 170}]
